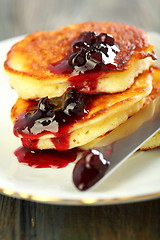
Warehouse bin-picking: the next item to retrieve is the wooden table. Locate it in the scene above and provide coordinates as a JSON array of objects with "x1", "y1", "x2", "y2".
[{"x1": 0, "y1": 0, "x2": 160, "y2": 239}]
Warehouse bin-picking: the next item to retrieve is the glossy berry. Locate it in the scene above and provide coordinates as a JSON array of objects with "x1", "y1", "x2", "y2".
[
  {"x1": 68, "y1": 31, "x2": 119, "y2": 74},
  {"x1": 73, "y1": 149, "x2": 110, "y2": 190},
  {"x1": 79, "y1": 31, "x2": 97, "y2": 46},
  {"x1": 72, "y1": 41, "x2": 89, "y2": 52},
  {"x1": 13, "y1": 90, "x2": 91, "y2": 137}
]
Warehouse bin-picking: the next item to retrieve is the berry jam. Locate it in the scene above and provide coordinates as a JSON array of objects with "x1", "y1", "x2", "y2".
[
  {"x1": 14, "y1": 146, "x2": 79, "y2": 168},
  {"x1": 13, "y1": 90, "x2": 93, "y2": 150},
  {"x1": 73, "y1": 148, "x2": 111, "y2": 190},
  {"x1": 68, "y1": 31, "x2": 119, "y2": 74},
  {"x1": 49, "y1": 31, "x2": 119, "y2": 93}
]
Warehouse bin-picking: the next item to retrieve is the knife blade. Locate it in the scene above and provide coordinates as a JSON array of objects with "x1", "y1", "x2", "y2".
[{"x1": 73, "y1": 97, "x2": 160, "y2": 191}]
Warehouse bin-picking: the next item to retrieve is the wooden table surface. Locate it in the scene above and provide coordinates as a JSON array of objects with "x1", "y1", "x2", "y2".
[{"x1": 0, "y1": 0, "x2": 160, "y2": 239}]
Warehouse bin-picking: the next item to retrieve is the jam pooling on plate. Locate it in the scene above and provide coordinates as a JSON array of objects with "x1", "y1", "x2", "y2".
[
  {"x1": 13, "y1": 89, "x2": 94, "y2": 150},
  {"x1": 49, "y1": 31, "x2": 120, "y2": 93},
  {"x1": 14, "y1": 145, "x2": 112, "y2": 191},
  {"x1": 14, "y1": 146, "x2": 79, "y2": 168}
]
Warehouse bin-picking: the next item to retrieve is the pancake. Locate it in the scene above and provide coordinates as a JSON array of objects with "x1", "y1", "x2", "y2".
[
  {"x1": 11, "y1": 70, "x2": 152, "y2": 150},
  {"x1": 5, "y1": 22, "x2": 156, "y2": 99},
  {"x1": 140, "y1": 67, "x2": 160, "y2": 150},
  {"x1": 81, "y1": 67, "x2": 160, "y2": 151}
]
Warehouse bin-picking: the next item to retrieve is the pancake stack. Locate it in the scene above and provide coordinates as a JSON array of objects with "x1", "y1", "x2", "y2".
[{"x1": 4, "y1": 22, "x2": 158, "y2": 151}]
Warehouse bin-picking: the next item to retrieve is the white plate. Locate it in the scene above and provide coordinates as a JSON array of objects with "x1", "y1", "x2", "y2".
[{"x1": 0, "y1": 33, "x2": 160, "y2": 205}]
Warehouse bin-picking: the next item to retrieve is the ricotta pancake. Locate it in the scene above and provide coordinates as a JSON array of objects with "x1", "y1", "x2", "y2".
[
  {"x1": 82, "y1": 67, "x2": 160, "y2": 151},
  {"x1": 140, "y1": 67, "x2": 160, "y2": 150},
  {"x1": 11, "y1": 70, "x2": 152, "y2": 150},
  {"x1": 5, "y1": 22, "x2": 156, "y2": 99}
]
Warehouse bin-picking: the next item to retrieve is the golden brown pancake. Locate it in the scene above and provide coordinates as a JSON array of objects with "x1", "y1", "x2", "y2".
[
  {"x1": 82, "y1": 67, "x2": 160, "y2": 151},
  {"x1": 5, "y1": 22, "x2": 155, "y2": 99},
  {"x1": 140, "y1": 67, "x2": 160, "y2": 150},
  {"x1": 11, "y1": 70, "x2": 152, "y2": 150}
]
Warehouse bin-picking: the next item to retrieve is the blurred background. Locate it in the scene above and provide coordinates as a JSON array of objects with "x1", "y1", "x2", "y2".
[{"x1": 0, "y1": 0, "x2": 160, "y2": 41}]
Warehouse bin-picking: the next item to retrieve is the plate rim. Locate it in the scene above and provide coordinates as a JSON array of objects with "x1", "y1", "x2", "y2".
[{"x1": 0, "y1": 185, "x2": 159, "y2": 205}]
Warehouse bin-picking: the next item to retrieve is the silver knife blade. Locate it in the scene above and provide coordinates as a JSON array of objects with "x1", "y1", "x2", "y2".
[{"x1": 73, "y1": 97, "x2": 160, "y2": 191}]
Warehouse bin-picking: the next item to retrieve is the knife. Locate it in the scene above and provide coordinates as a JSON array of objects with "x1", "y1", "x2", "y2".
[{"x1": 73, "y1": 97, "x2": 160, "y2": 191}]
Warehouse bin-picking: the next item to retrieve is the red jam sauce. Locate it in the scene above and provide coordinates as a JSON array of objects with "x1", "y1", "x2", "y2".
[
  {"x1": 13, "y1": 90, "x2": 95, "y2": 150},
  {"x1": 49, "y1": 31, "x2": 120, "y2": 93},
  {"x1": 14, "y1": 146, "x2": 79, "y2": 168}
]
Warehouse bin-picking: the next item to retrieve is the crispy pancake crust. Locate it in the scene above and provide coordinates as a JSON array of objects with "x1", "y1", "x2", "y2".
[
  {"x1": 11, "y1": 70, "x2": 152, "y2": 150},
  {"x1": 5, "y1": 22, "x2": 155, "y2": 99}
]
